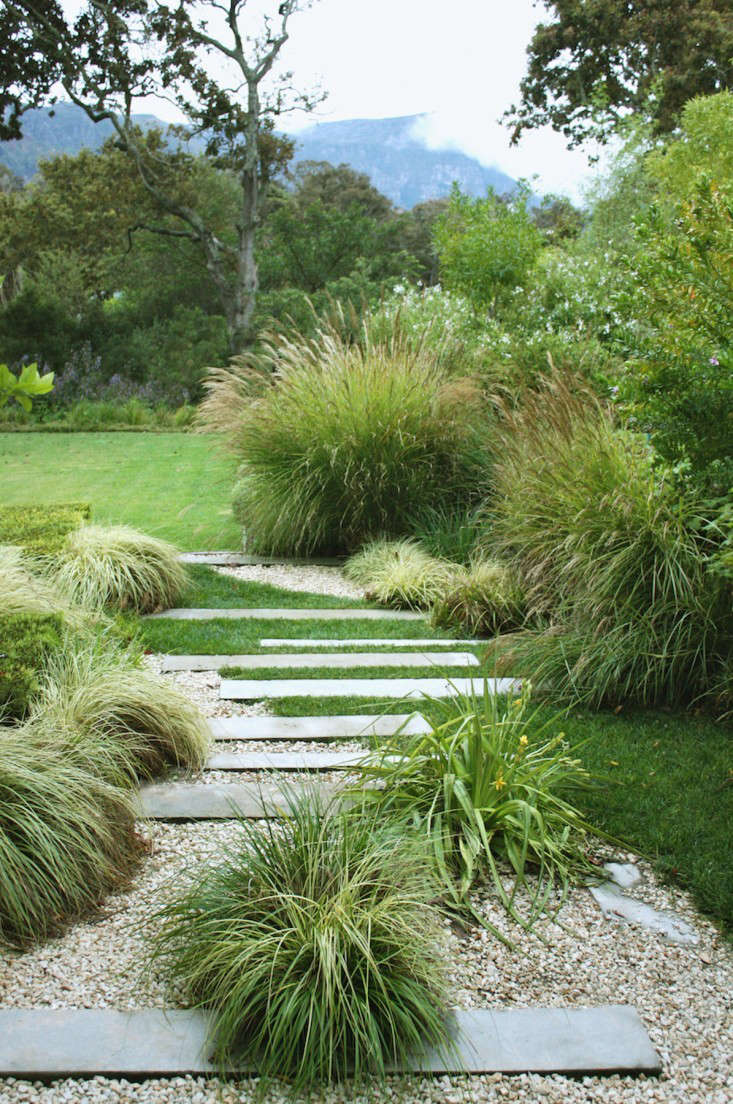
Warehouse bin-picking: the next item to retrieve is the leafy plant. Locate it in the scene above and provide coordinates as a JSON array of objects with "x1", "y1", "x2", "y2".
[
  {"x1": 198, "y1": 314, "x2": 492, "y2": 555},
  {"x1": 431, "y1": 559, "x2": 526, "y2": 637},
  {"x1": 356, "y1": 682, "x2": 597, "y2": 932},
  {"x1": 30, "y1": 641, "x2": 210, "y2": 784},
  {"x1": 149, "y1": 788, "x2": 450, "y2": 1087},
  {"x1": 0, "y1": 502, "x2": 90, "y2": 556},
  {"x1": 53, "y1": 524, "x2": 189, "y2": 613},
  {"x1": 0, "y1": 359, "x2": 54, "y2": 410},
  {"x1": 490, "y1": 375, "x2": 732, "y2": 708},
  {"x1": 0, "y1": 613, "x2": 64, "y2": 720},
  {"x1": 344, "y1": 539, "x2": 454, "y2": 610},
  {"x1": 0, "y1": 723, "x2": 138, "y2": 947}
]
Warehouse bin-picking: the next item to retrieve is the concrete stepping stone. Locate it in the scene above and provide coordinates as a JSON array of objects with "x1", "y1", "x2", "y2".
[
  {"x1": 135, "y1": 781, "x2": 342, "y2": 820},
  {"x1": 208, "y1": 713, "x2": 430, "y2": 741},
  {"x1": 162, "y1": 651, "x2": 479, "y2": 672},
  {"x1": 180, "y1": 551, "x2": 345, "y2": 566},
  {"x1": 207, "y1": 750, "x2": 378, "y2": 770},
  {"x1": 146, "y1": 607, "x2": 423, "y2": 620},
  {"x1": 0, "y1": 1005, "x2": 661, "y2": 1077},
  {"x1": 260, "y1": 637, "x2": 487, "y2": 647},
  {"x1": 590, "y1": 882, "x2": 699, "y2": 946},
  {"x1": 220, "y1": 676, "x2": 519, "y2": 700}
]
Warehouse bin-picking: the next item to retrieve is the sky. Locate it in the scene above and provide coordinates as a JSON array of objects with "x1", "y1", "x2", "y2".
[{"x1": 62, "y1": 0, "x2": 605, "y2": 200}]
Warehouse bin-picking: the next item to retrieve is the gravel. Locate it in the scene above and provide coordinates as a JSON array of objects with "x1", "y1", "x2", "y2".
[
  {"x1": 3, "y1": 565, "x2": 732, "y2": 1104},
  {"x1": 214, "y1": 564, "x2": 363, "y2": 601}
]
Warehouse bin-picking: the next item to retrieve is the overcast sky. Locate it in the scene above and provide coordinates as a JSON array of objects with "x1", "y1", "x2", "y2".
[{"x1": 63, "y1": 0, "x2": 604, "y2": 200}]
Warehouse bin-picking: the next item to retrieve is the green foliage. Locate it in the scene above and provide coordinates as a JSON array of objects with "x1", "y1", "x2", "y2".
[
  {"x1": 356, "y1": 683, "x2": 596, "y2": 932},
  {"x1": 53, "y1": 525, "x2": 189, "y2": 613},
  {"x1": 0, "y1": 613, "x2": 64, "y2": 719},
  {"x1": 431, "y1": 560, "x2": 526, "y2": 637},
  {"x1": 0, "y1": 360, "x2": 54, "y2": 410},
  {"x1": 200, "y1": 317, "x2": 493, "y2": 555},
  {"x1": 489, "y1": 377, "x2": 732, "y2": 709},
  {"x1": 30, "y1": 641, "x2": 210, "y2": 785},
  {"x1": 149, "y1": 789, "x2": 449, "y2": 1086},
  {"x1": 433, "y1": 185, "x2": 542, "y2": 310},
  {"x1": 344, "y1": 540, "x2": 454, "y2": 611},
  {"x1": 405, "y1": 502, "x2": 483, "y2": 565},
  {"x1": 620, "y1": 94, "x2": 733, "y2": 493},
  {"x1": 0, "y1": 502, "x2": 90, "y2": 555},
  {"x1": 0, "y1": 722, "x2": 138, "y2": 948}
]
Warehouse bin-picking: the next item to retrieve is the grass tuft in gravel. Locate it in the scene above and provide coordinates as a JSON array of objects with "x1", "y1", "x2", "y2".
[
  {"x1": 149, "y1": 787, "x2": 450, "y2": 1087},
  {"x1": 31, "y1": 641, "x2": 210, "y2": 783},
  {"x1": 0, "y1": 723, "x2": 139, "y2": 948}
]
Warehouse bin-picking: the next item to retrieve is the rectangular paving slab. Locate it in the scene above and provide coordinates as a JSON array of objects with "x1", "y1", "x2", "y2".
[
  {"x1": 135, "y1": 781, "x2": 343, "y2": 820},
  {"x1": 146, "y1": 607, "x2": 423, "y2": 620},
  {"x1": 208, "y1": 713, "x2": 431, "y2": 741},
  {"x1": 206, "y1": 750, "x2": 377, "y2": 770},
  {"x1": 0, "y1": 1006, "x2": 661, "y2": 1078},
  {"x1": 260, "y1": 637, "x2": 487, "y2": 647},
  {"x1": 220, "y1": 676, "x2": 519, "y2": 700},
  {"x1": 180, "y1": 552, "x2": 345, "y2": 566},
  {"x1": 162, "y1": 651, "x2": 479, "y2": 672}
]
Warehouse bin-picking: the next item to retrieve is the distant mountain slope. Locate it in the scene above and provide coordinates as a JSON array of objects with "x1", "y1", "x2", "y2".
[
  {"x1": 0, "y1": 104, "x2": 519, "y2": 208},
  {"x1": 291, "y1": 115, "x2": 518, "y2": 208}
]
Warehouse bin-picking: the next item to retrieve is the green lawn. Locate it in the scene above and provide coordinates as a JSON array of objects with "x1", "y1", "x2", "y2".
[{"x1": 0, "y1": 432, "x2": 240, "y2": 550}]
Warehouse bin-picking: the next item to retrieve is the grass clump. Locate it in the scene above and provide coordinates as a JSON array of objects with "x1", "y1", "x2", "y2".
[
  {"x1": 54, "y1": 525, "x2": 189, "y2": 613},
  {"x1": 356, "y1": 682, "x2": 597, "y2": 932},
  {"x1": 0, "y1": 724, "x2": 138, "y2": 947},
  {"x1": 150, "y1": 789, "x2": 450, "y2": 1087},
  {"x1": 344, "y1": 539, "x2": 454, "y2": 610},
  {"x1": 0, "y1": 613, "x2": 65, "y2": 720},
  {"x1": 489, "y1": 375, "x2": 732, "y2": 709},
  {"x1": 199, "y1": 316, "x2": 492, "y2": 554},
  {"x1": 30, "y1": 642, "x2": 210, "y2": 783},
  {"x1": 0, "y1": 544, "x2": 81, "y2": 622},
  {"x1": 431, "y1": 559, "x2": 525, "y2": 636}
]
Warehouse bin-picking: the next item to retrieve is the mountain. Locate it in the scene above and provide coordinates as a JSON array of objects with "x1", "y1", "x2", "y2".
[
  {"x1": 290, "y1": 115, "x2": 518, "y2": 208},
  {"x1": 0, "y1": 104, "x2": 520, "y2": 208}
]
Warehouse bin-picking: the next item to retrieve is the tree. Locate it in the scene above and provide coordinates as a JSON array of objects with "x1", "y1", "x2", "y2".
[
  {"x1": 1, "y1": 1, "x2": 318, "y2": 349},
  {"x1": 506, "y1": 1, "x2": 733, "y2": 147}
]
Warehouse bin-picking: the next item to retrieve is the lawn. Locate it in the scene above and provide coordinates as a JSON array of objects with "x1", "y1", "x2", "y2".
[{"x1": 0, "y1": 432, "x2": 240, "y2": 550}]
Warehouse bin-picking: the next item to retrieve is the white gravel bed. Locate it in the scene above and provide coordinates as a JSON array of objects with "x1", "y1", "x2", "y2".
[
  {"x1": 2, "y1": 826, "x2": 731, "y2": 1102},
  {"x1": 209, "y1": 739, "x2": 367, "y2": 754},
  {"x1": 142, "y1": 659, "x2": 271, "y2": 719},
  {"x1": 184, "y1": 767, "x2": 354, "y2": 786},
  {"x1": 214, "y1": 563, "x2": 363, "y2": 601}
]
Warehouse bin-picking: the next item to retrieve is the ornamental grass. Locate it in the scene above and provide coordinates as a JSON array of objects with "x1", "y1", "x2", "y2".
[
  {"x1": 344, "y1": 539, "x2": 455, "y2": 610},
  {"x1": 150, "y1": 788, "x2": 450, "y2": 1087}
]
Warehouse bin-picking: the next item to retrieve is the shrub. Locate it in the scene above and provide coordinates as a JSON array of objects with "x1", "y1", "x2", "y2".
[
  {"x1": 356, "y1": 682, "x2": 596, "y2": 932},
  {"x1": 344, "y1": 539, "x2": 454, "y2": 610},
  {"x1": 150, "y1": 789, "x2": 449, "y2": 1086},
  {"x1": 31, "y1": 642, "x2": 210, "y2": 783},
  {"x1": 53, "y1": 525, "x2": 189, "y2": 613},
  {"x1": 0, "y1": 613, "x2": 64, "y2": 720},
  {"x1": 0, "y1": 503, "x2": 90, "y2": 556},
  {"x1": 0, "y1": 724, "x2": 139, "y2": 947},
  {"x1": 198, "y1": 317, "x2": 493, "y2": 555},
  {"x1": 405, "y1": 502, "x2": 483, "y2": 565},
  {"x1": 431, "y1": 559, "x2": 526, "y2": 637},
  {"x1": 489, "y1": 376, "x2": 732, "y2": 708}
]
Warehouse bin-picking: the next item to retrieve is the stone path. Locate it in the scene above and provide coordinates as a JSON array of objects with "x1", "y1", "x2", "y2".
[
  {"x1": 206, "y1": 749, "x2": 380, "y2": 770},
  {"x1": 180, "y1": 551, "x2": 345, "y2": 567},
  {"x1": 220, "y1": 676, "x2": 519, "y2": 700},
  {"x1": 0, "y1": 1006, "x2": 661, "y2": 1077},
  {"x1": 136, "y1": 780, "x2": 344, "y2": 820},
  {"x1": 146, "y1": 607, "x2": 423, "y2": 620},
  {"x1": 162, "y1": 650, "x2": 479, "y2": 671},
  {"x1": 259, "y1": 637, "x2": 487, "y2": 647},
  {"x1": 208, "y1": 713, "x2": 430, "y2": 740}
]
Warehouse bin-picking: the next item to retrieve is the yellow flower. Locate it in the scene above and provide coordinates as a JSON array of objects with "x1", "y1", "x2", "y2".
[
  {"x1": 519, "y1": 734, "x2": 528, "y2": 748},
  {"x1": 495, "y1": 773, "x2": 507, "y2": 791}
]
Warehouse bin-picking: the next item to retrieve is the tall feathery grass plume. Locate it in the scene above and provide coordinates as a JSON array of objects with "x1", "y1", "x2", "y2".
[
  {"x1": 53, "y1": 525, "x2": 189, "y2": 613},
  {"x1": 197, "y1": 310, "x2": 493, "y2": 555},
  {"x1": 149, "y1": 787, "x2": 451, "y2": 1087}
]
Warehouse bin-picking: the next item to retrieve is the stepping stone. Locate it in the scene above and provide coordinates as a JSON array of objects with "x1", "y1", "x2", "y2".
[
  {"x1": 162, "y1": 651, "x2": 479, "y2": 672},
  {"x1": 260, "y1": 637, "x2": 487, "y2": 647},
  {"x1": 208, "y1": 713, "x2": 430, "y2": 741},
  {"x1": 180, "y1": 552, "x2": 345, "y2": 566},
  {"x1": 135, "y1": 781, "x2": 342, "y2": 820},
  {"x1": 220, "y1": 676, "x2": 519, "y2": 701},
  {"x1": 146, "y1": 607, "x2": 423, "y2": 621},
  {"x1": 590, "y1": 882, "x2": 698, "y2": 946},
  {"x1": 207, "y1": 750, "x2": 376, "y2": 770},
  {"x1": 0, "y1": 1005, "x2": 661, "y2": 1077}
]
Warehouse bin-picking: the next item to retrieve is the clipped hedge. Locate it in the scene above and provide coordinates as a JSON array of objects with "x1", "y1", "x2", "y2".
[
  {"x1": 0, "y1": 503, "x2": 91, "y2": 556},
  {"x1": 0, "y1": 613, "x2": 65, "y2": 719}
]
